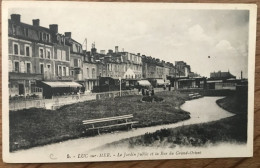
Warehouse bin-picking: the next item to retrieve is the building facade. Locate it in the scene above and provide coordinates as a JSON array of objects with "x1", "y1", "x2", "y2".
[{"x1": 8, "y1": 14, "x2": 75, "y2": 98}]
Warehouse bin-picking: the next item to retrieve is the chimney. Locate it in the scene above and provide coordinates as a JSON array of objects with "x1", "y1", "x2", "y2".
[
  {"x1": 11, "y1": 14, "x2": 21, "y2": 23},
  {"x1": 49, "y1": 24, "x2": 58, "y2": 34},
  {"x1": 115, "y1": 46, "x2": 119, "y2": 53},
  {"x1": 241, "y1": 71, "x2": 243, "y2": 79},
  {"x1": 65, "y1": 32, "x2": 71, "y2": 38},
  {"x1": 137, "y1": 53, "x2": 140, "y2": 56},
  {"x1": 32, "y1": 19, "x2": 40, "y2": 26},
  {"x1": 108, "y1": 49, "x2": 113, "y2": 54}
]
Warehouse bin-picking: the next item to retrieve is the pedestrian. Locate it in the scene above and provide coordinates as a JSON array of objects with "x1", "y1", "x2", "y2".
[
  {"x1": 151, "y1": 89, "x2": 155, "y2": 96},
  {"x1": 142, "y1": 88, "x2": 145, "y2": 96},
  {"x1": 146, "y1": 89, "x2": 149, "y2": 96}
]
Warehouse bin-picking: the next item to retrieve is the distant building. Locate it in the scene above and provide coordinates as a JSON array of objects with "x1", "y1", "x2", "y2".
[{"x1": 207, "y1": 71, "x2": 237, "y2": 90}]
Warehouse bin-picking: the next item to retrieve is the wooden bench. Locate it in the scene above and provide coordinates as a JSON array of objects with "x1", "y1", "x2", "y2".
[
  {"x1": 189, "y1": 93, "x2": 202, "y2": 99},
  {"x1": 82, "y1": 114, "x2": 138, "y2": 135}
]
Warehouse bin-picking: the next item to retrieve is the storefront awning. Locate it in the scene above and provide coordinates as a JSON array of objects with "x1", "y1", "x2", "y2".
[
  {"x1": 137, "y1": 80, "x2": 151, "y2": 86},
  {"x1": 165, "y1": 80, "x2": 171, "y2": 85},
  {"x1": 156, "y1": 79, "x2": 165, "y2": 85},
  {"x1": 42, "y1": 81, "x2": 82, "y2": 88},
  {"x1": 206, "y1": 80, "x2": 223, "y2": 83}
]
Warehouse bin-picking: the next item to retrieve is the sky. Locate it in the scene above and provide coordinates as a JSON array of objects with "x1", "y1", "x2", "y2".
[{"x1": 8, "y1": 4, "x2": 250, "y2": 78}]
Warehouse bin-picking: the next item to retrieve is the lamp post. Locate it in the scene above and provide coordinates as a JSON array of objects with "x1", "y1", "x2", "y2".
[{"x1": 119, "y1": 77, "x2": 121, "y2": 97}]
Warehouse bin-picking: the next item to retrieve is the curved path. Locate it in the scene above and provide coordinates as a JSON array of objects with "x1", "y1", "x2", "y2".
[{"x1": 7, "y1": 97, "x2": 235, "y2": 163}]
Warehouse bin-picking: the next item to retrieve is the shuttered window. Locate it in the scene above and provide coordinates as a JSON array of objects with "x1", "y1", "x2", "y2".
[
  {"x1": 20, "y1": 61, "x2": 25, "y2": 73},
  {"x1": 66, "y1": 67, "x2": 69, "y2": 76}
]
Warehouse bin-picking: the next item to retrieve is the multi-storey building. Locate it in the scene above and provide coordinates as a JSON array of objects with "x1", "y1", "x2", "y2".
[
  {"x1": 8, "y1": 14, "x2": 72, "y2": 97},
  {"x1": 82, "y1": 45, "x2": 99, "y2": 92},
  {"x1": 175, "y1": 61, "x2": 191, "y2": 77},
  {"x1": 65, "y1": 32, "x2": 84, "y2": 81},
  {"x1": 142, "y1": 56, "x2": 164, "y2": 79},
  {"x1": 123, "y1": 51, "x2": 142, "y2": 80}
]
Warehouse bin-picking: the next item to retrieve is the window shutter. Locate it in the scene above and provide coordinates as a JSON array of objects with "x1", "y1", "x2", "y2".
[
  {"x1": 20, "y1": 61, "x2": 25, "y2": 73},
  {"x1": 9, "y1": 60, "x2": 12, "y2": 72},
  {"x1": 66, "y1": 67, "x2": 69, "y2": 76}
]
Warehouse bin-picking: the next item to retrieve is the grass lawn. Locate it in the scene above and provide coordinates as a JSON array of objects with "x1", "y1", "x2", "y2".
[
  {"x1": 9, "y1": 91, "x2": 190, "y2": 152},
  {"x1": 119, "y1": 94, "x2": 248, "y2": 148}
]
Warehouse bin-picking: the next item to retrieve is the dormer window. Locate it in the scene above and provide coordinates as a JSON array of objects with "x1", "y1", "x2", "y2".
[
  {"x1": 43, "y1": 33, "x2": 46, "y2": 41},
  {"x1": 46, "y1": 34, "x2": 50, "y2": 42},
  {"x1": 24, "y1": 28, "x2": 29, "y2": 37},
  {"x1": 39, "y1": 32, "x2": 43, "y2": 40}
]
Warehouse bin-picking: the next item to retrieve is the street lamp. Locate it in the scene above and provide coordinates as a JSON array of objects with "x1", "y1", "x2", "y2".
[{"x1": 119, "y1": 77, "x2": 121, "y2": 97}]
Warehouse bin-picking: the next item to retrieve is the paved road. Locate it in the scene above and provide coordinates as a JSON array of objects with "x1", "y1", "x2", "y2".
[{"x1": 6, "y1": 97, "x2": 236, "y2": 163}]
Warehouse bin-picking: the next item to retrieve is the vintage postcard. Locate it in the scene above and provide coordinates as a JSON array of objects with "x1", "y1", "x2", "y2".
[{"x1": 2, "y1": 1, "x2": 257, "y2": 163}]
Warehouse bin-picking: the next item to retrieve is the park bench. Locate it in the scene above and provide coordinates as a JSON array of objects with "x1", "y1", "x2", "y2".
[
  {"x1": 82, "y1": 114, "x2": 138, "y2": 135},
  {"x1": 188, "y1": 93, "x2": 202, "y2": 100}
]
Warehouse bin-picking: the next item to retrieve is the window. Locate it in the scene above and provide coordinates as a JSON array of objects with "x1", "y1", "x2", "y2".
[
  {"x1": 40, "y1": 64, "x2": 44, "y2": 74},
  {"x1": 25, "y1": 46, "x2": 30, "y2": 56},
  {"x1": 47, "y1": 50, "x2": 51, "y2": 59},
  {"x1": 13, "y1": 44, "x2": 19, "y2": 55},
  {"x1": 71, "y1": 70, "x2": 74, "y2": 76},
  {"x1": 58, "y1": 65, "x2": 62, "y2": 76},
  {"x1": 39, "y1": 32, "x2": 42, "y2": 40},
  {"x1": 43, "y1": 33, "x2": 46, "y2": 41},
  {"x1": 14, "y1": 61, "x2": 19, "y2": 72},
  {"x1": 24, "y1": 28, "x2": 29, "y2": 37},
  {"x1": 62, "y1": 66, "x2": 66, "y2": 76},
  {"x1": 46, "y1": 34, "x2": 50, "y2": 42},
  {"x1": 26, "y1": 62, "x2": 31, "y2": 73},
  {"x1": 39, "y1": 48, "x2": 44, "y2": 58},
  {"x1": 74, "y1": 59, "x2": 78, "y2": 67},
  {"x1": 86, "y1": 68, "x2": 89, "y2": 78},
  {"x1": 92, "y1": 68, "x2": 96, "y2": 78}
]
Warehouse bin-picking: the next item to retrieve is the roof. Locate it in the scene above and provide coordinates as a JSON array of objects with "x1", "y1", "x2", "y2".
[
  {"x1": 42, "y1": 81, "x2": 82, "y2": 88},
  {"x1": 210, "y1": 71, "x2": 236, "y2": 79}
]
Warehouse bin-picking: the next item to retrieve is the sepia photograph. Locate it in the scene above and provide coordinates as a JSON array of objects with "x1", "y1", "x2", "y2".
[{"x1": 2, "y1": 1, "x2": 257, "y2": 163}]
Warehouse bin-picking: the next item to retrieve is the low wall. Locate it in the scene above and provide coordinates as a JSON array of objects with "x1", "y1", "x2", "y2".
[
  {"x1": 179, "y1": 88, "x2": 235, "y2": 96},
  {"x1": 9, "y1": 99, "x2": 46, "y2": 111},
  {"x1": 96, "y1": 90, "x2": 139, "y2": 100}
]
